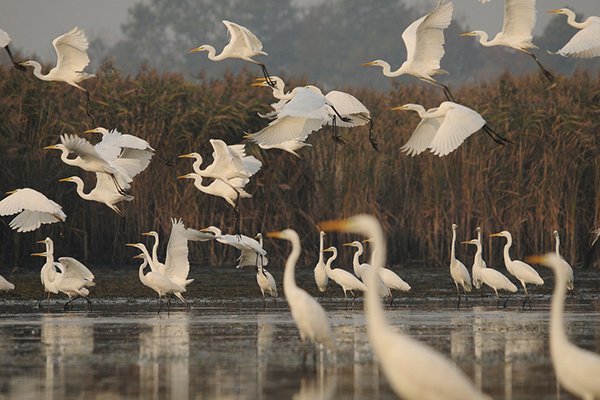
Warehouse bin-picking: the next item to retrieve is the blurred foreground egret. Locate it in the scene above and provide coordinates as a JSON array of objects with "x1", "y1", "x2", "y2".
[
  {"x1": 491, "y1": 230, "x2": 544, "y2": 308},
  {"x1": 313, "y1": 231, "x2": 329, "y2": 293},
  {"x1": 527, "y1": 253, "x2": 600, "y2": 399},
  {"x1": 267, "y1": 229, "x2": 335, "y2": 363},
  {"x1": 319, "y1": 215, "x2": 491, "y2": 400},
  {"x1": 34, "y1": 237, "x2": 60, "y2": 307},
  {"x1": 463, "y1": 238, "x2": 517, "y2": 307},
  {"x1": 0, "y1": 274, "x2": 14, "y2": 292},
  {"x1": 0, "y1": 188, "x2": 66, "y2": 232},
  {"x1": 201, "y1": 226, "x2": 268, "y2": 268},
  {"x1": 18, "y1": 27, "x2": 96, "y2": 116},
  {"x1": 362, "y1": 1, "x2": 456, "y2": 101},
  {"x1": 461, "y1": 0, "x2": 554, "y2": 81},
  {"x1": 553, "y1": 230, "x2": 574, "y2": 290},
  {"x1": 59, "y1": 175, "x2": 133, "y2": 215},
  {"x1": 392, "y1": 102, "x2": 508, "y2": 157},
  {"x1": 0, "y1": 28, "x2": 25, "y2": 71},
  {"x1": 450, "y1": 224, "x2": 472, "y2": 309},
  {"x1": 548, "y1": 9, "x2": 600, "y2": 58},
  {"x1": 322, "y1": 246, "x2": 367, "y2": 309},
  {"x1": 190, "y1": 20, "x2": 275, "y2": 86}
]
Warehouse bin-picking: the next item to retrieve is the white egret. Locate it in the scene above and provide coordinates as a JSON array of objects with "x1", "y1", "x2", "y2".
[
  {"x1": 83, "y1": 127, "x2": 166, "y2": 165},
  {"x1": 491, "y1": 230, "x2": 544, "y2": 308},
  {"x1": 463, "y1": 238, "x2": 517, "y2": 308},
  {"x1": 391, "y1": 102, "x2": 508, "y2": 157},
  {"x1": 322, "y1": 246, "x2": 367, "y2": 309},
  {"x1": 0, "y1": 188, "x2": 66, "y2": 232},
  {"x1": 313, "y1": 231, "x2": 328, "y2": 293},
  {"x1": 252, "y1": 232, "x2": 277, "y2": 308},
  {"x1": 0, "y1": 28, "x2": 25, "y2": 71},
  {"x1": 461, "y1": 0, "x2": 554, "y2": 81},
  {"x1": 343, "y1": 241, "x2": 390, "y2": 299},
  {"x1": 362, "y1": 1, "x2": 456, "y2": 101},
  {"x1": 0, "y1": 274, "x2": 14, "y2": 292},
  {"x1": 548, "y1": 9, "x2": 600, "y2": 59},
  {"x1": 58, "y1": 175, "x2": 134, "y2": 215},
  {"x1": 472, "y1": 227, "x2": 485, "y2": 290},
  {"x1": 18, "y1": 27, "x2": 96, "y2": 115},
  {"x1": 450, "y1": 224, "x2": 472, "y2": 309},
  {"x1": 200, "y1": 226, "x2": 268, "y2": 268},
  {"x1": 130, "y1": 251, "x2": 186, "y2": 314},
  {"x1": 527, "y1": 253, "x2": 600, "y2": 399},
  {"x1": 362, "y1": 239, "x2": 412, "y2": 305},
  {"x1": 267, "y1": 229, "x2": 335, "y2": 363},
  {"x1": 190, "y1": 20, "x2": 275, "y2": 86},
  {"x1": 318, "y1": 215, "x2": 491, "y2": 400},
  {"x1": 177, "y1": 172, "x2": 252, "y2": 209},
  {"x1": 553, "y1": 230, "x2": 574, "y2": 291},
  {"x1": 32, "y1": 237, "x2": 60, "y2": 307}
]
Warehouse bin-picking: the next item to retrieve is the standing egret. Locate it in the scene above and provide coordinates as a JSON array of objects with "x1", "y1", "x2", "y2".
[
  {"x1": 130, "y1": 252, "x2": 186, "y2": 314},
  {"x1": 548, "y1": 9, "x2": 600, "y2": 59},
  {"x1": 190, "y1": 20, "x2": 275, "y2": 86},
  {"x1": 0, "y1": 274, "x2": 14, "y2": 292},
  {"x1": 252, "y1": 233, "x2": 277, "y2": 308},
  {"x1": 58, "y1": 175, "x2": 134, "y2": 215},
  {"x1": 267, "y1": 229, "x2": 335, "y2": 363},
  {"x1": 343, "y1": 241, "x2": 390, "y2": 299},
  {"x1": 18, "y1": 27, "x2": 96, "y2": 117},
  {"x1": 33, "y1": 237, "x2": 60, "y2": 307},
  {"x1": 553, "y1": 230, "x2": 574, "y2": 291},
  {"x1": 491, "y1": 230, "x2": 544, "y2": 309},
  {"x1": 463, "y1": 238, "x2": 517, "y2": 307},
  {"x1": 322, "y1": 246, "x2": 367, "y2": 309},
  {"x1": 391, "y1": 102, "x2": 508, "y2": 157},
  {"x1": 527, "y1": 253, "x2": 600, "y2": 399},
  {"x1": 318, "y1": 215, "x2": 491, "y2": 400},
  {"x1": 362, "y1": 1, "x2": 456, "y2": 101},
  {"x1": 472, "y1": 227, "x2": 485, "y2": 290},
  {"x1": 200, "y1": 226, "x2": 268, "y2": 268},
  {"x1": 313, "y1": 231, "x2": 329, "y2": 293},
  {"x1": 362, "y1": 239, "x2": 411, "y2": 305},
  {"x1": 0, "y1": 188, "x2": 66, "y2": 232},
  {"x1": 450, "y1": 224, "x2": 472, "y2": 309},
  {"x1": 461, "y1": 0, "x2": 554, "y2": 81},
  {"x1": 0, "y1": 28, "x2": 26, "y2": 71}
]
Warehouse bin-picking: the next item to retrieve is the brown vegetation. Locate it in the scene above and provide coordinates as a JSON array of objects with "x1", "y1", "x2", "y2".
[{"x1": 0, "y1": 63, "x2": 598, "y2": 270}]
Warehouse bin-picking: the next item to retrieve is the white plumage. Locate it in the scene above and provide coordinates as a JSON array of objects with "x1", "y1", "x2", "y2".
[
  {"x1": 344, "y1": 241, "x2": 390, "y2": 298},
  {"x1": 59, "y1": 174, "x2": 134, "y2": 215},
  {"x1": 132, "y1": 252, "x2": 186, "y2": 312},
  {"x1": 201, "y1": 226, "x2": 268, "y2": 268},
  {"x1": 549, "y1": 8, "x2": 600, "y2": 59},
  {"x1": 0, "y1": 188, "x2": 66, "y2": 232},
  {"x1": 0, "y1": 274, "x2": 14, "y2": 292},
  {"x1": 553, "y1": 230, "x2": 574, "y2": 291},
  {"x1": 322, "y1": 246, "x2": 367, "y2": 306},
  {"x1": 0, "y1": 28, "x2": 10, "y2": 48},
  {"x1": 450, "y1": 224, "x2": 472, "y2": 308},
  {"x1": 313, "y1": 231, "x2": 329, "y2": 293}
]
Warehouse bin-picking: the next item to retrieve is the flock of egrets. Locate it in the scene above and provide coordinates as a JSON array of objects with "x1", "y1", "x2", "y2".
[{"x1": 1, "y1": 0, "x2": 600, "y2": 399}]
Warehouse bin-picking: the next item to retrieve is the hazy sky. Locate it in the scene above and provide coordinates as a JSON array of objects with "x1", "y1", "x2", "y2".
[{"x1": 2, "y1": 0, "x2": 600, "y2": 62}]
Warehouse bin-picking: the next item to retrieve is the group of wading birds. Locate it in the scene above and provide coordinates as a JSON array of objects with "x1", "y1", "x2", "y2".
[{"x1": 1, "y1": 0, "x2": 600, "y2": 398}]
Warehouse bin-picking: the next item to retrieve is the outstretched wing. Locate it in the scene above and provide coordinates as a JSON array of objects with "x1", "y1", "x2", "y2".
[
  {"x1": 237, "y1": 248, "x2": 268, "y2": 268},
  {"x1": 61, "y1": 134, "x2": 106, "y2": 163},
  {"x1": 208, "y1": 139, "x2": 248, "y2": 176},
  {"x1": 113, "y1": 148, "x2": 153, "y2": 180},
  {"x1": 95, "y1": 129, "x2": 153, "y2": 162},
  {"x1": 52, "y1": 27, "x2": 90, "y2": 74},
  {"x1": 501, "y1": 0, "x2": 536, "y2": 42},
  {"x1": 58, "y1": 257, "x2": 94, "y2": 281},
  {"x1": 0, "y1": 28, "x2": 10, "y2": 48},
  {"x1": 403, "y1": 1, "x2": 453, "y2": 72},
  {"x1": 164, "y1": 219, "x2": 191, "y2": 285},
  {"x1": 0, "y1": 188, "x2": 62, "y2": 216},
  {"x1": 429, "y1": 103, "x2": 486, "y2": 157},
  {"x1": 401, "y1": 114, "x2": 444, "y2": 156},
  {"x1": 228, "y1": 144, "x2": 263, "y2": 177},
  {"x1": 223, "y1": 20, "x2": 264, "y2": 53},
  {"x1": 557, "y1": 22, "x2": 600, "y2": 58}
]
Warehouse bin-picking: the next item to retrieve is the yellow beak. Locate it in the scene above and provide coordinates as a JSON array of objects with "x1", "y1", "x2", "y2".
[
  {"x1": 125, "y1": 243, "x2": 139, "y2": 248},
  {"x1": 547, "y1": 10, "x2": 562, "y2": 14},
  {"x1": 43, "y1": 145, "x2": 59, "y2": 150},
  {"x1": 361, "y1": 61, "x2": 377, "y2": 67},
  {"x1": 58, "y1": 178, "x2": 72, "y2": 183},
  {"x1": 390, "y1": 105, "x2": 407, "y2": 111},
  {"x1": 490, "y1": 233, "x2": 502, "y2": 237},
  {"x1": 317, "y1": 219, "x2": 348, "y2": 232},
  {"x1": 460, "y1": 32, "x2": 476, "y2": 37},
  {"x1": 36, "y1": 240, "x2": 46, "y2": 244},
  {"x1": 189, "y1": 46, "x2": 203, "y2": 53},
  {"x1": 83, "y1": 129, "x2": 98, "y2": 134},
  {"x1": 342, "y1": 242, "x2": 354, "y2": 247},
  {"x1": 525, "y1": 255, "x2": 545, "y2": 264},
  {"x1": 31, "y1": 252, "x2": 47, "y2": 257},
  {"x1": 251, "y1": 82, "x2": 268, "y2": 87},
  {"x1": 267, "y1": 231, "x2": 284, "y2": 239},
  {"x1": 177, "y1": 175, "x2": 189, "y2": 179},
  {"x1": 132, "y1": 254, "x2": 144, "y2": 259},
  {"x1": 5, "y1": 190, "x2": 17, "y2": 195},
  {"x1": 178, "y1": 154, "x2": 195, "y2": 159}
]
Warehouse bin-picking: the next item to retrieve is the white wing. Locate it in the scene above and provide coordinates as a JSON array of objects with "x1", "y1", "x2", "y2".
[
  {"x1": 557, "y1": 21, "x2": 600, "y2": 58},
  {"x1": 51, "y1": 27, "x2": 91, "y2": 74},
  {"x1": 112, "y1": 148, "x2": 153, "y2": 180},
  {"x1": 279, "y1": 88, "x2": 329, "y2": 119},
  {"x1": 0, "y1": 188, "x2": 62, "y2": 216},
  {"x1": 95, "y1": 129, "x2": 153, "y2": 162},
  {"x1": 246, "y1": 116, "x2": 326, "y2": 145},
  {"x1": 325, "y1": 91, "x2": 370, "y2": 127},
  {"x1": 403, "y1": 1, "x2": 454, "y2": 72},
  {"x1": 429, "y1": 103, "x2": 486, "y2": 157},
  {"x1": 226, "y1": 144, "x2": 262, "y2": 177},
  {"x1": 401, "y1": 114, "x2": 444, "y2": 156},
  {"x1": 164, "y1": 219, "x2": 191, "y2": 286},
  {"x1": 258, "y1": 140, "x2": 311, "y2": 157},
  {"x1": 0, "y1": 28, "x2": 10, "y2": 48},
  {"x1": 9, "y1": 210, "x2": 63, "y2": 232},
  {"x1": 237, "y1": 248, "x2": 269, "y2": 268},
  {"x1": 501, "y1": 0, "x2": 536, "y2": 42},
  {"x1": 222, "y1": 20, "x2": 264, "y2": 53},
  {"x1": 61, "y1": 134, "x2": 107, "y2": 163},
  {"x1": 58, "y1": 257, "x2": 94, "y2": 281}
]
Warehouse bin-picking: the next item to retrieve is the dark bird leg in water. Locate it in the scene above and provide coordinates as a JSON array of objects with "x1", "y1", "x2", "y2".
[
  {"x1": 84, "y1": 297, "x2": 92, "y2": 312},
  {"x1": 258, "y1": 63, "x2": 276, "y2": 87},
  {"x1": 526, "y1": 52, "x2": 555, "y2": 83},
  {"x1": 482, "y1": 124, "x2": 511, "y2": 145}
]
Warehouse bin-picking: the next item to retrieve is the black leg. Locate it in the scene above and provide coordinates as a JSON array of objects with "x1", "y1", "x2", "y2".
[
  {"x1": 482, "y1": 124, "x2": 511, "y2": 145},
  {"x1": 503, "y1": 293, "x2": 512, "y2": 309},
  {"x1": 258, "y1": 63, "x2": 276, "y2": 87},
  {"x1": 158, "y1": 298, "x2": 163, "y2": 315},
  {"x1": 366, "y1": 117, "x2": 380, "y2": 152},
  {"x1": 527, "y1": 52, "x2": 555, "y2": 83},
  {"x1": 84, "y1": 90, "x2": 96, "y2": 126},
  {"x1": 84, "y1": 297, "x2": 92, "y2": 312},
  {"x1": 4, "y1": 46, "x2": 26, "y2": 71}
]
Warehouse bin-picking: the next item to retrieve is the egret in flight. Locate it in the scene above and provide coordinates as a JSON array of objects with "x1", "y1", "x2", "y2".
[
  {"x1": 59, "y1": 175, "x2": 133, "y2": 215},
  {"x1": 0, "y1": 188, "x2": 66, "y2": 232},
  {"x1": 0, "y1": 28, "x2": 25, "y2": 71},
  {"x1": 527, "y1": 253, "x2": 600, "y2": 399},
  {"x1": 553, "y1": 230, "x2": 574, "y2": 291},
  {"x1": 200, "y1": 226, "x2": 268, "y2": 268},
  {"x1": 450, "y1": 224, "x2": 472, "y2": 309},
  {"x1": 313, "y1": 231, "x2": 329, "y2": 293},
  {"x1": 491, "y1": 230, "x2": 544, "y2": 309},
  {"x1": 18, "y1": 27, "x2": 96, "y2": 118},
  {"x1": 392, "y1": 102, "x2": 508, "y2": 157},
  {"x1": 548, "y1": 8, "x2": 600, "y2": 58},
  {"x1": 190, "y1": 20, "x2": 275, "y2": 86},
  {"x1": 362, "y1": 1, "x2": 456, "y2": 101},
  {"x1": 318, "y1": 215, "x2": 491, "y2": 399},
  {"x1": 461, "y1": 0, "x2": 554, "y2": 82},
  {"x1": 267, "y1": 229, "x2": 335, "y2": 364}
]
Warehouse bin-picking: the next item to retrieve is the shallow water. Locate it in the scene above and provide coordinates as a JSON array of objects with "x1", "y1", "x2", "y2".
[{"x1": 0, "y1": 267, "x2": 599, "y2": 399}]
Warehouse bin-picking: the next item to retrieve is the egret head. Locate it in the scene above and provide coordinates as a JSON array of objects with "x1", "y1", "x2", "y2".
[
  {"x1": 252, "y1": 76, "x2": 284, "y2": 89},
  {"x1": 319, "y1": 231, "x2": 326, "y2": 237},
  {"x1": 461, "y1": 239, "x2": 477, "y2": 246},
  {"x1": 200, "y1": 226, "x2": 222, "y2": 237},
  {"x1": 547, "y1": 9, "x2": 568, "y2": 15},
  {"x1": 255, "y1": 233, "x2": 263, "y2": 240},
  {"x1": 177, "y1": 173, "x2": 195, "y2": 180},
  {"x1": 142, "y1": 231, "x2": 159, "y2": 239},
  {"x1": 490, "y1": 231, "x2": 510, "y2": 238},
  {"x1": 126, "y1": 243, "x2": 145, "y2": 251},
  {"x1": 58, "y1": 177, "x2": 78, "y2": 184},
  {"x1": 37, "y1": 237, "x2": 51, "y2": 245},
  {"x1": 361, "y1": 60, "x2": 386, "y2": 68},
  {"x1": 553, "y1": 230, "x2": 559, "y2": 238},
  {"x1": 476, "y1": 227, "x2": 481, "y2": 233},
  {"x1": 132, "y1": 253, "x2": 145, "y2": 260},
  {"x1": 178, "y1": 152, "x2": 202, "y2": 160},
  {"x1": 390, "y1": 104, "x2": 421, "y2": 112},
  {"x1": 323, "y1": 246, "x2": 337, "y2": 253},
  {"x1": 189, "y1": 45, "x2": 208, "y2": 53},
  {"x1": 18, "y1": 60, "x2": 37, "y2": 69},
  {"x1": 83, "y1": 127, "x2": 109, "y2": 135},
  {"x1": 343, "y1": 241, "x2": 362, "y2": 249},
  {"x1": 452, "y1": 223, "x2": 458, "y2": 230},
  {"x1": 43, "y1": 143, "x2": 64, "y2": 151}
]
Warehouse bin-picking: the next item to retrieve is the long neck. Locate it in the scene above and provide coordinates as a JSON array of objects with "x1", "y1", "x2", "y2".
[
  {"x1": 283, "y1": 235, "x2": 301, "y2": 293},
  {"x1": 476, "y1": 32, "x2": 494, "y2": 47},
  {"x1": 325, "y1": 251, "x2": 337, "y2": 273},
  {"x1": 318, "y1": 235, "x2": 324, "y2": 263},
  {"x1": 27, "y1": 60, "x2": 50, "y2": 80},
  {"x1": 550, "y1": 267, "x2": 569, "y2": 347},
  {"x1": 474, "y1": 241, "x2": 483, "y2": 265},
  {"x1": 564, "y1": 9, "x2": 588, "y2": 29},
  {"x1": 72, "y1": 178, "x2": 92, "y2": 200},
  {"x1": 378, "y1": 60, "x2": 404, "y2": 77},
  {"x1": 151, "y1": 236, "x2": 159, "y2": 263},
  {"x1": 191, "y1": 174, "x2": 210, "y2": 191},
  {"x1": 555, "y1": 236, "x2": 561, "y2": 256},
  {"x1": 204, "y1": 45, "x2": 226, "y2": 61},
  {"x1": 191, "y1": 156, "x2": 203, "y2": 174},
  {"x1": 451, "y1": 229, "x2": 457, "y2": 262},
  {"x1": 409, "y1": 105, "x2": 428, "y2": 118},
  {"x1": 59, "y1": 148, "x2": 80, "y2": 167},
  {"x1": 352, "y1": 245, "x2": 364, "y2": 269},
  {"x1": 138, "y1": 258, "x2": 148, "y2": 283},
  {"x1": 502, "y1": 236, "x2": 513, "y2": 264},
  {"x1": 365, "y1": 221, "x2": 390, "y2": 341}
]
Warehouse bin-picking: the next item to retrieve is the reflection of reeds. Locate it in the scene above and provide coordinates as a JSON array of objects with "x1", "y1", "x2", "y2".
[{"x1": 0, "y1": 64, "x2": 598, "y2": 268}]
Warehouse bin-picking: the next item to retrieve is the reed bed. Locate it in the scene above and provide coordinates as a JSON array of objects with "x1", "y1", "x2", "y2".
[{"x1": 0, "y1": 63, "x2": 598, "y2": 270}]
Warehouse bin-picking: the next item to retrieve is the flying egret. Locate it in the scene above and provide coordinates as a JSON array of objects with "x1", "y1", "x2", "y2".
[
  {"x1": 177, "y1": 172, "x2": 252, "y2": 209},
  {"x1": 491, "y1": 230, "x2": 544, "y2": 309},
  {"x1": 33, "y1": 237, "x2": 60, "y2": 307},
  {"x1": 581, "y1": 228, "x2": 600, "y2": 269},
  {"x1": 18, "y1": 27, "x2": 96, "y2": 117},
  {"x1": 461, "y1": 0, "x2": 554, "y2": 82},
  {"x1": 190, "y1": 20, "x2": 275, "y2": 86},
  {"x1": 362, "y1": 1, "x2": 456, "y2": 101},
  {"x1": 313, "y1": 231, "x2": 329, "y2": 293},
  {"x1": 548, "y1": 9, "x2": 600, "y2": 59},
  {"x1": 0, "y1": 188, "x2": 66, "y2": 232},
  {"x1": 318, "y1": 215, "x2": 491, "y2": 400},
  {"x1": 343, "y1": 241, "x2": 390, "y2": 299},
  {"x1": 450, "y1": 224, "x2": 472, "y2": 309},
  {"x1": 130, "y1": 251, "x2": 186, "y2": 314},
  {"x1": 527, "y1": 253, "x2": 600, "y2": 399},
  {"x1": 463, "y1": 238, "x2": 517, "y2": 308},
  {"x1": 83, "y1": 127, "x2": 170, "y2": 165},
  {"x1": 322, "y1": 246, "x2": 367, "y2": 309},
  {"x1": 58, "y1": 175, "x2": 134, "y2": 215},
  {"x1": 0, "y1": 28, "x2": 26, "y2": 71},
  {"x1": 0, "y1": 274, "x2": 14, "y2": 292},
  {"x1": 267, "y1": 229, "x2": 335, "y2": 363},
  {"x1": 553, "y1": 230, "x2": 574, "y2": 291},
  {"x1": 391, "y1": 102, "x2": 508, "y2": 157},
  {"x1": 200, "y1": 226, "x2": 268, "y2": 268}
]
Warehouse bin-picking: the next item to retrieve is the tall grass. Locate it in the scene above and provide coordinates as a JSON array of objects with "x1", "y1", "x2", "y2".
[{"x1": 0, "y1": 63, "x2": 598, "y2": 269}]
